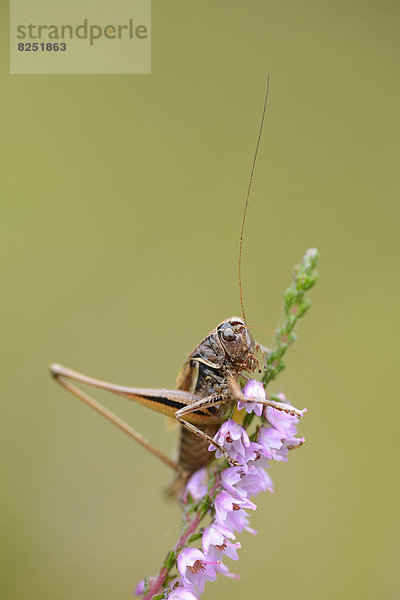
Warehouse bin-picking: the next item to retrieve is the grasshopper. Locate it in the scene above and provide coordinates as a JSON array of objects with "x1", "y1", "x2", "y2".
[{"x1": 50, "y1": 77, "x2": 302, "y2": 494}]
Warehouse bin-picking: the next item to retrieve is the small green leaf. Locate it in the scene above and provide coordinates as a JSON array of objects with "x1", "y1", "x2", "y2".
[
  {"x1": 199, "y1": 494, "x2": 213, "y2": 519},
  {"x1": 162, "y1": 550, "x2": 177, "y2": 570},
  {"x1": 143, "y1": 575, "x2": 150, "y2": 594},
  {"x1": 243, "y1": 411, "x2": 255, "y2": 429},
  {"x1": 261, "y1": 249, "x2": 319, "y2": 387},
  {"x1": 185, "y1": 500, "x2": 200, "y2": 514},
  {"x1": 187, "y1": 532, "x2": 203, "y2": 544}
]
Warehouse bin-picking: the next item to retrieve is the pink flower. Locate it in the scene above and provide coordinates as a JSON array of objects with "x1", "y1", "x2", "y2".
[
  {"x1": 185, "y1": 468, "x2": 208, "y2": 501},
  {"x1": 167, "y1": 586, "x2": 199, "y2": 600},
  {"x1": 208, "y1": 420, "x2": 250, "y2": 463},
  {"x1": 214, "y1": 490, "x2": 257, "y2": 533},
  {"x1": 134, "y1": 579, "x2": 145, "y2": 596},
  {"x1": 177, "y1": 548, "x2": 219, "y2": 595},
  {"x1": 202, "y1": 522, "x2": 241, "y2": 561},
  {"x1": 259, "y1": 415, "x2": 305, "y2": 463},
  {"x1": 257, "y1": 426, "x2": 283, "y2": 459},
  {"x1": 221, "y1": 462, "x2": 274, "y2": 497},
  {"x1": 136, "y1": 380, "x2": 307, "y2": 600},
  {"x1": 134, "y1": 577, "x2": 155, "y2": 596},
  {"x1": 265, "y1": 394, "x2": 306, "y2": 434},
  {"x1": 274, "y1": 435, "x2": 305, "y2": 462},
  {"x1": 220, "y1": 466, "x2": 245, "y2": 496},
  {"x1": 213, "y1": 561, "x2": 240, "y2": 580},
  {"x1": 238, "y1": 461, "x2": 274, "y2": 495},
  {"x1": 244, "y1": 440, "x2": 265, "y2": 463},
  {"x1": 238, "y1": 380, "x2": 266, "y2": 416}
]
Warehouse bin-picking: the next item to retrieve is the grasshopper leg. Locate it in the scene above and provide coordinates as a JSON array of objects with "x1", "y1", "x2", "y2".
[
  {"x1": 227, "y1": 375, "x2": 304, "y2": 417},
  {"x1": 50, "y1": 364, "x2": 182, "y2": 473},
  {"x1": 255, "y1": 341, "x2": 270, "y2": 370},
  {"x1": 175, "y1": 395, "x2": 242, "y2": 467}
]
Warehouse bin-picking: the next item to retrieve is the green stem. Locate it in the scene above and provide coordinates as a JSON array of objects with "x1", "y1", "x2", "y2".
[{"x1": 262, "y1": 248, "x2": 319, "y2": 386}]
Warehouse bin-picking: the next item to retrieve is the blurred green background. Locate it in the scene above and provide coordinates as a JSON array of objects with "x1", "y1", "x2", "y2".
[{"x1": 1, "y1": 1, "x2": 399, "y2": 599}]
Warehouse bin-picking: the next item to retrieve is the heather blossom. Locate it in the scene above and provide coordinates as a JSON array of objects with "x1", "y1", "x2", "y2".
[
  {"x1": 257, "y1": 423, "x2": 285, "y2": 456},
  {"x1": 202, "y1": 523, "x2": 241, "y2": 562},
  {"x1": 219, "y1": 454, "x2": 274, "y2": 498},
  {"x1": 177, "y1": 548, "x2": 219, "y2": 595},
  {"x1": 167, "y1": 587, "x2": 198, "y2": 600},
  {"x1": 137, "y1": 382, "x2": 306, "y2": 599},
  {"x1": 265, "y1": 393, "x2": 307, "y2": 433},
  {"x1": 185, "y1": 467, "x2": 208, "y2": 501},
  {"x1": 167, "y1": 382, "x2": 304, "y2": 596},
  {"x1": 238, "y1": 379, "x2": 266, "y2": 416},
  {"x1": 208, "y1": 420, "x2": 251, "y2": 463},
  {"x1": 134, "y1": 579, "x2": 146, "y2": 596},
  {"x1": 229, "y1": 460, "x2": 274, "y2": 496},
  {"x1": 214, "y1": 489, "x2": 257, "y2": 533}
]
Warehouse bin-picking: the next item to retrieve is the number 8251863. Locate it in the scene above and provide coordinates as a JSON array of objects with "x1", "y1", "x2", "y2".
[{"x1": 17, "y1": 42, "x2": 67, "y2": 51}]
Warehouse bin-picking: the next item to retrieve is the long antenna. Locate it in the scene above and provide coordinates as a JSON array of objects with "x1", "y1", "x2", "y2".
[{"x1": 238, "y1": 74, "x2": 271, "y2": 322}]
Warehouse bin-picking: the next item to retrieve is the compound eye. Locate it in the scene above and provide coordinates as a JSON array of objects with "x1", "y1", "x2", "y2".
[{"x1": 222, "y1": 327, "x2": 236, "y2": 342}]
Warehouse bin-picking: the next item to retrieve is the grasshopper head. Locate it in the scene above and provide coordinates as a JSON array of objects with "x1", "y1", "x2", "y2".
[{"x1": 217, "y1": 317, "x2": 256, "y2": 371}]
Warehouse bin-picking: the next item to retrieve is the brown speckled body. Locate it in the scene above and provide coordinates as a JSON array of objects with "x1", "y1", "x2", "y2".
[
  {"x1": 176, "y1": 362, "x2": 228, "y2": 475},
  {"x1": 167, "y1": 317, "x2": 257, "y2": 494}
]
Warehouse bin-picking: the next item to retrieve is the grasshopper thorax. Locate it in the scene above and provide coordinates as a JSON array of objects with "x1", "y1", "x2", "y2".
[{"x1": 217, "y1": 317, "x2": 256, "y2": 371}]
